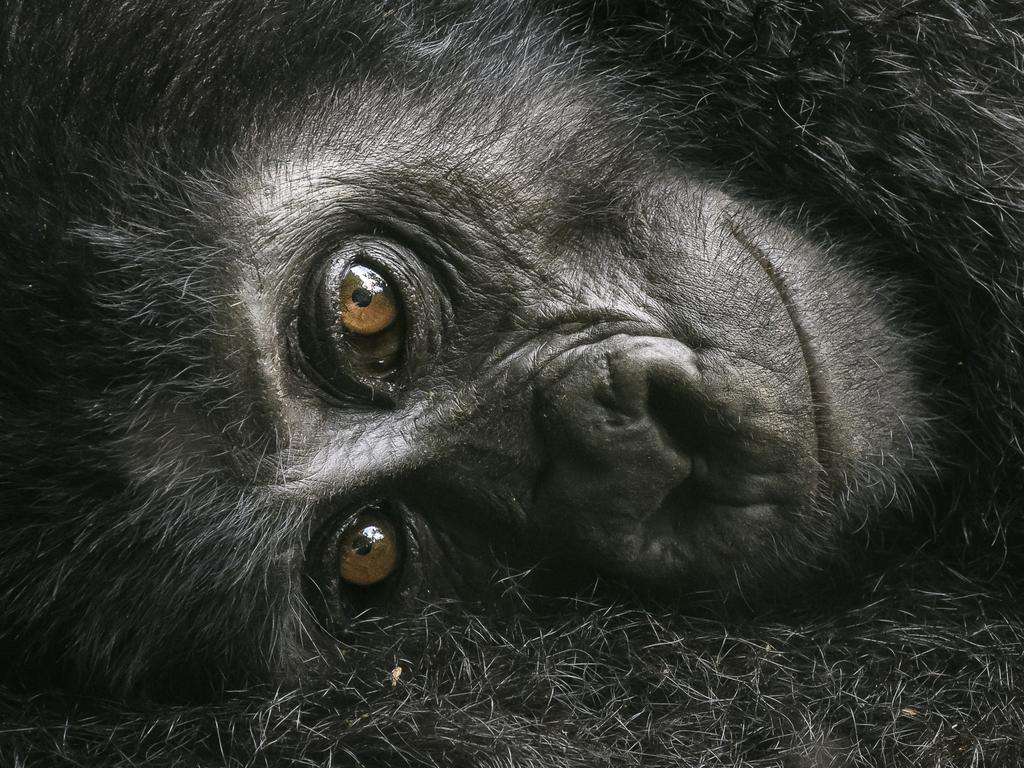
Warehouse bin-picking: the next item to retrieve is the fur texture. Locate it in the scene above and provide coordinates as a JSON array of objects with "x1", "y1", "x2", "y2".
[
  {"x1": 2, "y1": 1, "x2": 1024, "y2": 765},
  {"x1": 4, "y1": 567, "x2": 1024, "y2": 766}
]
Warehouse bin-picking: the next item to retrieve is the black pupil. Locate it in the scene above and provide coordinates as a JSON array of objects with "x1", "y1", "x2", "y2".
[
  {"x1": 351, "y1": 287, "x2": 373, "y2": 307},
  {"x1": 352, "y1": 534, "x2": 373, "y2": 556}
]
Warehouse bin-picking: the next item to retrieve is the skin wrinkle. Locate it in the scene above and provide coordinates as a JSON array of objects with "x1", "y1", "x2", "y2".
[{"x1": 726, "y1": 218, "x2": 831, "y2": 477}]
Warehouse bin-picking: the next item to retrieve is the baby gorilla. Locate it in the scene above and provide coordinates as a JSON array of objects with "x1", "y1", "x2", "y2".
[
  {"x1": 0, "y1": 0, "x2": 957, "y2": 708},
  {"x1": 9, "y1": 2, "x2": 1024, "y2": 765},
  {"x1": 241, "y1": 128, "x2": 931, "y2": 610}
]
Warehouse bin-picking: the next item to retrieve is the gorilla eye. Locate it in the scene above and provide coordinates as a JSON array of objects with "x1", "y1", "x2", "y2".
[
  {"x1": 337, "y1": 509, "x2": 402, "y2": 587},
  {"x1": 296, "y1": 239, "x2": 415, "y2": 403}
]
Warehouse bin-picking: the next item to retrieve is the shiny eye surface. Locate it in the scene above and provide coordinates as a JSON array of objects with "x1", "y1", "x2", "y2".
[
  {"x1": 324, "y1": 260, "x2": 404, "y2": 377},
  {"x1": 296, "y1": 239, "x2": 414, "y2": 403},
  {"x1": 337, "y1": 510, "x2": 402, "y2": 587}
]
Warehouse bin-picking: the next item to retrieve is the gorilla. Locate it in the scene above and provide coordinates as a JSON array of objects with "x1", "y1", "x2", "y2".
[{"x1": 2, "y1": 0, "x2": 1024, "y2": 765}]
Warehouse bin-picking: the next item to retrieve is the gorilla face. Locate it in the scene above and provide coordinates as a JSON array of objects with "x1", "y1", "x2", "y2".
[
  {"x1": 235, "y1": 157, "x2": 923, "y2": 605},
  {"x1": 0, "y1": 2, "x2": 941, "y2": 693},
  {"x1": 174, "y1": 64, "x2": 932, "y2": 623}
]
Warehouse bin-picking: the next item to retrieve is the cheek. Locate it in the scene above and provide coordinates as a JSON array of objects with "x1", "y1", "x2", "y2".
[
  {"x1": 649, "y1": 191, "x2": 935, "y2": 497},
  {"x1": 761, "y1": 232, "x2": 938, "y2": 505}
]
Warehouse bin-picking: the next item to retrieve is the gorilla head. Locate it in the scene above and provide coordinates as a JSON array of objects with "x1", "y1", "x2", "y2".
[
  {"x1": 238, "y1": 112, "x2": 931, "y2": 607},
  {"x1": 0, "y1": 0, "x2": 998, "y2": 712}
]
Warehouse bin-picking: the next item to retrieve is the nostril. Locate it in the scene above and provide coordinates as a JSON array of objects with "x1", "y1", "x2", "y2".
[
  {"x1": 535, "y1": 335, "x2": 703, "y2": 452},
  {"x1": 533, "y1": 335, "x2": 702, "y2": 490},
  {"x1": 599, "y1": 338, "x2": 705, "y2": 454},
  {"x1": 647, "y1": 376, "x2": 703, "y2": 457}
]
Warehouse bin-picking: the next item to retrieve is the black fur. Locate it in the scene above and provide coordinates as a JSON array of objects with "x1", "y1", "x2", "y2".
[{"x1": 3, "y1": 1, "x2": 1024, "y2": 765}]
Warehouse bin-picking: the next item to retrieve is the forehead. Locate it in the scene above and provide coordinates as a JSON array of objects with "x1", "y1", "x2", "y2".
[
  {"x1": 250, "y1": 65, "x2": 656, "y2": 205},
  {"x1": 225, "y1": 59, "x2": 668, "y2": 283}
]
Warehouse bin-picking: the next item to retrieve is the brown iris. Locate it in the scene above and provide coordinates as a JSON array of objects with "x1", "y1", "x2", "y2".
[
  {"x1": 339, "y1": 264, "x2": 399, "y2": 336},
  {"x1": 338, "y1": 511, "x2": 401, "y2": 586}
]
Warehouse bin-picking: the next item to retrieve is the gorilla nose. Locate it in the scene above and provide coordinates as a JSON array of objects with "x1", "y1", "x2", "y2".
[{"x1": 532, "y1": 334, "x2": 701, "y2": 568}]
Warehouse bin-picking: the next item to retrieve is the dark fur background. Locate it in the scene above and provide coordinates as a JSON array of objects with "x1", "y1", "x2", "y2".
[{"x1": 3, "y1": 1, "x2": 1024, "y2": 765}]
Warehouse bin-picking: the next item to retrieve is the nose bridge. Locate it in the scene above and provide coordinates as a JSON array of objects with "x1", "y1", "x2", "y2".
[{"x1": 399, "y1": 332, "x2": 677, "y2": 504}]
